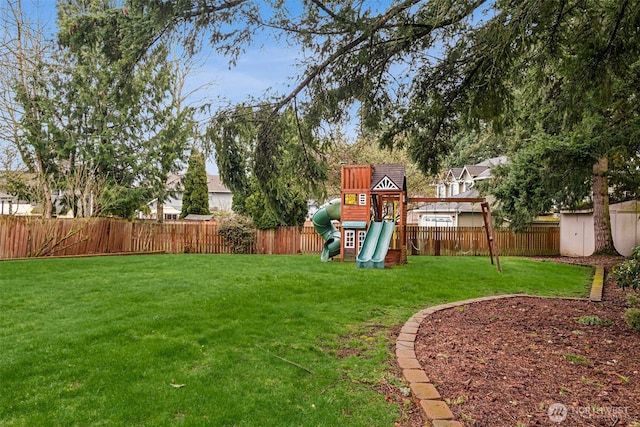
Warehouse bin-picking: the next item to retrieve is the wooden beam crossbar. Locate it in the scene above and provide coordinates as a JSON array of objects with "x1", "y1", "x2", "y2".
[
  {"x1": 408, "y1": 197, "x2": 485, "y2": 203},
  {"x1": 407, "y1": 196, "x2": 502, "y2": 273}
]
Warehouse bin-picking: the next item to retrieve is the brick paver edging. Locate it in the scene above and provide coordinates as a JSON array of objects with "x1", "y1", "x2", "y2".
[{"x1": 397, "y1": 265, "x2": 605, "y2": 427}]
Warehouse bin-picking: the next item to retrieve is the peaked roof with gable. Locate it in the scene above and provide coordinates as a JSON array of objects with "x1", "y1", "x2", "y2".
[
  {"x1": 446, "y1": 167, "x2": 464, "y2": 180},
  {"x1": 371, "y1": 163, "x2": 406, "y2": 192},
  {"x1": 445, "y1": 156, "x2": 509, "y2": 183},
  {"x1": 463, "y1": 165, "x2": 489, "y2": 178}
]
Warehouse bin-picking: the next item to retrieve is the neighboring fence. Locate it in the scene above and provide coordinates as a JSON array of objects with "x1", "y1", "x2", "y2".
[
  {"x1": 0, "y1": 216, "x2": 559, "y2": 259},
  {"x1": 406, "y1": 225, "x2": 559, "y2": 256}
]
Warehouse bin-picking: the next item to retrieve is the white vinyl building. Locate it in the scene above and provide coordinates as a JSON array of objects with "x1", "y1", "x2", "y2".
[{"x1": 144, "y1": 174, "x2": 233, "y2": 221}]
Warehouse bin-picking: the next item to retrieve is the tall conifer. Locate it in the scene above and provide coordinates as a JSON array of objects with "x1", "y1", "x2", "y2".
[{"x1": 180, "y1": 149, "x2": 210, "y2": 218}]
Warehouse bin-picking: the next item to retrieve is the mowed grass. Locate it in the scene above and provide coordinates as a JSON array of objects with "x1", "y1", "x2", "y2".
[{"x1": 0, "y1": 255, "x2": 591, "y2": 426}]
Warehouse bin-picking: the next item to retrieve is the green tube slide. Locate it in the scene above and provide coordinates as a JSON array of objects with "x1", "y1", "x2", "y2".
[{"x1": 311, "y1": 199, "x2": 341, "y2": 261}]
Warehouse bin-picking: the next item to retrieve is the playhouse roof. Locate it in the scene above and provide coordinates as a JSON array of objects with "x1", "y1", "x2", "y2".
[{"x1": 371, "y1": 164, "x2": 406, "y2": 192}]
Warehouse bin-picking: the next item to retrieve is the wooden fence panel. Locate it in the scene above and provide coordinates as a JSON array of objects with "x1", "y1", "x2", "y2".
[
  {"x1": 260, "y1": 227, "x2": 299, "y2": 255},
  {"x1": 406, "y1": 225, "x2": 559, "y2": 256},
  {"x1": 300, "y1": 225, "x2": 325, "y2": 254},
  {"x1": 256, "y1": 229, "x2": 274, "y2": 254},
  {"x1": 0, "y1": 217, "x2": 559, "y2": 259},
  {"x1": 275, "y1": 227, "x2": 301, "y2": 254}
]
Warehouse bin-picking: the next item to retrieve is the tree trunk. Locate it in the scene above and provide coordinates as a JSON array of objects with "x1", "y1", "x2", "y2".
[
  {"x1": 40, "y1": 178, "x2": 53, "y2": 219},
  {"x1": 157, "y1": 200, "x2": 164, "y2": 223},
  {"x1": 36, "y1": 153, "x2": 53, "y2": 218},
  {"x1": 592, "y1": 156, "x2": 617, "y2": 254}
]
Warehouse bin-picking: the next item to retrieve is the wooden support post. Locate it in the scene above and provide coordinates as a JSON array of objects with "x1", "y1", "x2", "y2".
[{"x1": 481, "y1": 202, "x2": 501, "y2": 273}]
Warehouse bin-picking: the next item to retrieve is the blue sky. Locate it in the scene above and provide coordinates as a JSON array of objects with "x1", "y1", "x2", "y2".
[
  {"x1": 20, "y1": 0, "x2": 301, "y2": 174},
  {"x1": 17, "y1": 0, "x2": 487, "y2": 174}
]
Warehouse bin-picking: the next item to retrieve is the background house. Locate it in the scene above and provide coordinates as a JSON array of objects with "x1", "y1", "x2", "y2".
[
  {"x1": 407, "y1": 190, "x2": 486, "y2": 226},
  {"x1": 409, "y1": 156, "x2": 559, "y2": 228},
  {"x1": 435, "y1": 156, "x2": 508, "y2": 198},
  {"x1": 145, "y1": 173, "x2": 233, "y2": 221},
  {"x1": 409, "y1": 157, "x2": 509, "y2": 226},
  {"x1": 0, "y1": 190, "x2": 36, "y2": 216}
]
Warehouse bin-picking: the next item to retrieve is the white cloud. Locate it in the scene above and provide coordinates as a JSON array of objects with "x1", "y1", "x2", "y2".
[{"x1": 185, "y1": 45, "x2": 299, "y2": 106}]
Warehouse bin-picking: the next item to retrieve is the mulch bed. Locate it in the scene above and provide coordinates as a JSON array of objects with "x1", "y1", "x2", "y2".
[{"x1": 391, "y1": 255, "x2": 640, "y2": 427}]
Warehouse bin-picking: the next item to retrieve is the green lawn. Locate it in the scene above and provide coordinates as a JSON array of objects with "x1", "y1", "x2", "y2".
[{"x1": 0, "y1": 255, "x2": 592, "y2": 426}]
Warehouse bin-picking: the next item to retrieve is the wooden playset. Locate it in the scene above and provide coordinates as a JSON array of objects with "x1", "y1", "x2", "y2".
[
  {"x1": 339, "y1": 164, "x2": 407, "y2": 267},
  {"x1": 312, "y1": 163, "x2": 501, "y2": 271}
]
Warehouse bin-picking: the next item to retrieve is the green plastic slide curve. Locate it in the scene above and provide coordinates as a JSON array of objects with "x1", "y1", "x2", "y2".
[{"x1": 311, "y1": 199, "x2": 341, "y2": 262}]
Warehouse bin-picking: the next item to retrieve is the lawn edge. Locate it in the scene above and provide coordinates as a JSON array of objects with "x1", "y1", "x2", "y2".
[{"x1": 397, "y1": 264, "x2": 602, "y2": 427}]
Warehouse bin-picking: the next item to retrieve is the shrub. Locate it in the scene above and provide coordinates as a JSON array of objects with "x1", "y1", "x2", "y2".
[
  {"x1": 624, "y1": 308, "x2": 640, "y2": 333},
  {"x1": 218, "y1": 216, "x2": 256, "y2": 254},
  {"x1": 564, "y1": 353, "x2": 591, "y2": 365},
  {"x1": 612, "y1": 246, "x2": 640, "y2": 290},
  {"x1": 576, "y1": 315, "x2": 613, "y2": 327},
  {"x1": 627, "y1": 294, "x2": 640, "y2": 309}
]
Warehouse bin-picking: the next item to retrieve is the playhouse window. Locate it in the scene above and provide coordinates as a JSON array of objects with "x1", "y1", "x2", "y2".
[
  {"x1": 344, "y1": 193, "x2": 357, "y2": 205},
  {"x1": 358, "y1": 194, "x2": 367, "y2": 205},
  {"x1": 344, "y1": 230, "x2": 356, "y2": 248},
  {"x1": 358, "y1": 230, "x2": 366, "y2": 249}
]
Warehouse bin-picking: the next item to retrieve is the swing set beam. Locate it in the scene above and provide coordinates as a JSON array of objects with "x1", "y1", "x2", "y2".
[
  {"x1": 408, "y1": 197, "x2": 485, "y2": 203},
  {"x1": 407, "y1": 197, "x2": 502, "y2": 273}
]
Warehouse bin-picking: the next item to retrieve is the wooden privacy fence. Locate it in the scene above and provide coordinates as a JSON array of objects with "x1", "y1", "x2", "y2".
[
  {"x1": 0, "y1": 216, "x2": 559, "y2": 259},
  {"x1": 405, "y1": 225, "x2": 559, "y2": 256}
]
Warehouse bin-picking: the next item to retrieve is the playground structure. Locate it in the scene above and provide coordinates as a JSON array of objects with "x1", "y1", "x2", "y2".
[
  {"x1": 312, "y1": 163, "x2": 502, "y2": 271},
  {"x1": 313, "y1": 164, "x2": 408, "y2": 268}
]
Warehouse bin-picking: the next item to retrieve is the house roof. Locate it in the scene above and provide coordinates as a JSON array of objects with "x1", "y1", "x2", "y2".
[
  {"x1": 166, "y1": 173, "x2": 231, "y2": 194},
  {"x1": 371, "y1": 163, "x2": 406, "y2": 191},
  {"x1": 462, "y1": 165, "x2": 489, "y2": 178},
  {"x1": 207, "y1": 175, "x2": 231, "y2": 193},
  {"x1": 166, "y1": 174, "x2": 183, "y2": 190},
  {"x1": 474, "y1": 168, "x2": 494, "y2": 180},
  {"x1": 442, "y1": 156, "x2": 509, "y2": 184},
  {"x1": 0, "y1": 191, "x2": 12, "y2": 200},
  {"x1": 446, "y1": 168, "x2": 464, "y2": 180},
  {"x1": 476, "y1": 156, "x2": 508, "y2": 167},
  {"x1": 183, "y1": 214, "x2": 214, "y2": 221}
]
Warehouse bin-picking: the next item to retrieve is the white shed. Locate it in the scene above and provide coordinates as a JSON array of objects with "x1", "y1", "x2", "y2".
[{"x1": 560, "y1": 200, "x2": 640, "y2": 257}]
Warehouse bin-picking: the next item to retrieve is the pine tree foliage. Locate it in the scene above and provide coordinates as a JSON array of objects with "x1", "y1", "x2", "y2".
[
  {"x1": 57, "y1": 1, "x2": 639, "y2": 249},
  {"x1": 3, "y1": 0, "x2": 193, "y2": 218},
  {"x1": 208, "y1": 105, "x2": 325, "y2": 228},
  {"x1": 180, "y1": 149, "x2": 210, "y2": 218}
]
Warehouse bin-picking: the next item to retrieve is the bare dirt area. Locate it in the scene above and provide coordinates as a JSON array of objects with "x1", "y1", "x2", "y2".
[{"x1": 391, "y1": 256, "x2": 640, "y2": 427}]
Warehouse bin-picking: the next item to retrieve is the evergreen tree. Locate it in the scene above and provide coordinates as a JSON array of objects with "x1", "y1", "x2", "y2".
[
  {"x1": 63, "y1": 0, "x2": 640, "y2": 251},
  {"x1": 180, "y1": 149, "x2": 210, "y2": 218},
  {"x1": 55, "y1": 0, "x2": 193, "y2": 218},
  {"x1": 0, "y1": 1, "x2": 192, "y2": 219},
  {"x1": 209, "y1": 106, "x2": 324, "y2": 228}
]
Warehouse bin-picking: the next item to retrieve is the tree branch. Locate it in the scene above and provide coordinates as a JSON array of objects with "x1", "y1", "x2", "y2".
[{"x1": 270, "y1": 0, "x2": 485, "y2": 117}]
